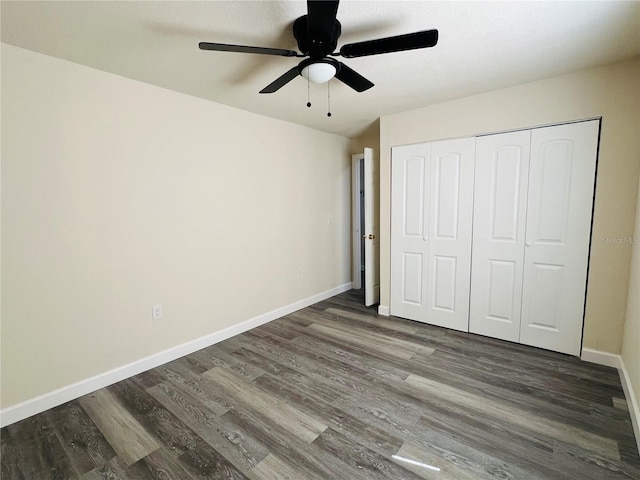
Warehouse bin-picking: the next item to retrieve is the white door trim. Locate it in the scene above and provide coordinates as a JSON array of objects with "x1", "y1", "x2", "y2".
[{"x1": 364, "y1": 147, "x2": 380, "y2": 306}]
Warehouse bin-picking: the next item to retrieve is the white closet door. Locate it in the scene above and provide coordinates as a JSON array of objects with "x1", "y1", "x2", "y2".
[
  {"x1": 390, "y1": 143, "x2": 431, "y2": 322},
  {"x1": 469, "y1": 131, "x2": 531, "y2": 341},
  {"x1": 520, "y1": 120, "x2": 599, "y2": 356},
  {"x1": 425, "y1": 138, "x2": 476, "y2": 331}
]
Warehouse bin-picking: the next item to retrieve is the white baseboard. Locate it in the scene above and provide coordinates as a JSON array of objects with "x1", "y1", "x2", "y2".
[
  {"x1": 619, "y1": 359, "x2": 640, "y2": 455},
  {"x1": 581, "y1": 348, "x2": 640, "y2": 454},
  {"x1": 0, "y1": 282, "x2": 352, "y2": 428},
  {"x1": 378, "y1": 304, "x2": 390, "y2": 316},
  {"x1": 580, "y1": 348, "x2": 622, "y2": 369}
]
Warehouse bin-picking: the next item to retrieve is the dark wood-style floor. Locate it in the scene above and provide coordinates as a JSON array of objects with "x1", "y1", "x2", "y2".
[{"x1": 2, "y1": 289, "x2": 639, "y2": 479}]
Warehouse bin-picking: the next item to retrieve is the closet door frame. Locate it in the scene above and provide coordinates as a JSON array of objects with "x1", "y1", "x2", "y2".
[{"x1": 389, "y1": 118, "x2": 600, "y2": 356}]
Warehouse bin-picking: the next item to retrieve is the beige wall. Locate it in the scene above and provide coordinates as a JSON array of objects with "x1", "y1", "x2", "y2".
[
  {"x1": 350, "y1": 120, "x2": 380, "y2": 155},
  {"x1": 621, "y1": 169, "x2": 640, "y2": 410},
  {"x1": 1, "y1": 44, "x2": 351, "y2": 409},
  {"x1": 380, "y1": 58, "x2": 640, "y2": 355}
]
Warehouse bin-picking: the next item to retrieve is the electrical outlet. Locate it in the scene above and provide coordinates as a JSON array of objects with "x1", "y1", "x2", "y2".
[
  {"x1": 297, "y1": 268, "x2": 304, "y2": 279},
  {"x1": 152, "y1": 304, "x2": 163, "y2": 321}
]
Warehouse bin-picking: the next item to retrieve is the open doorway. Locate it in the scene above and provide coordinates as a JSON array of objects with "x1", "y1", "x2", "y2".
[
  {"x1": 352, "y1": 155, "x2": 365, "y2": 290},
  {"x1": 352, "y1": 148, "x2": 380, "y2": 306}
]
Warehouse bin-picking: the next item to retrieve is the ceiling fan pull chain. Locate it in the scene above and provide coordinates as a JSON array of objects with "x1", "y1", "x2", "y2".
[
  {"x1": 327, "y1": 81, "x2": 332, "y2": 117},
  {"x1": 307, "y1": 76, "x2": 311, "y2": 108}
]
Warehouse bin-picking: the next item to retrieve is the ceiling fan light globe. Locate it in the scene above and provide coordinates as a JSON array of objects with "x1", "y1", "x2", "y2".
[{"x1": 301, "y1": 62, "x2": 337, "y2": 84}]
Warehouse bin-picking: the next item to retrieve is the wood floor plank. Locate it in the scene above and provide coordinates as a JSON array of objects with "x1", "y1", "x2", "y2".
[
  {"x1": 393, "y1": 441, "x2": 476, "y2": 480},
  {"x1": 414, "y1": 397, "x2": 584, "y2": 480},
  {"x1": 202, "y1": 367, "x2": 327, "y2": 443},
  {"x1": 176, "y1": 443, "x2": 251, "y2": 480},
  {"x1": 251, "y1": 453, "x2": 324, "y2": 480},
  {"x1": 107, "y1": 378, "x2": 209, "y2": 458},
  {"x1": 229, "y1": 346, "x2": 343, "y2": 404},
  {"x1": 2, "y1": 414, "x2": 75, "y2": 480},
  {"x1": 425, "y1": 345, "x2": 621, "y2": 407},
  {"x1": 218, "y1": 406, "x2": 334, "y2": 479},
  {"x1": 78, "y1": 389, "x2": 161, "y2": 466},
  {"x1": 43, "y1": 400, "x2": 117, "y2": 477},
  {"x1": 79, "y1": 455, "x2": 144, "y2": 480},
  {"x1": 551, "y1": 440, "x2": 640, "y2": 480},
  {"x1": 253, "y1": 372, "x2": 404, "y2": 456},
  {"x1": 322, "y1": 307, "x2": 422, "y2": 334},
  {"x1": 2, "y1": 289, "x2": 638, "y2": 479},
  {"x1": 237, "y1": 333, "x2": 416, "y2": 416},
  {"x1": 291, "y1": 321, "x2": 426, "y2": 378},
  {"x1": 407, "y1": 350, "x2": 629, "y2": 439},
  {"x1": 250, "y1": 325, "x2": 409, "y2": 384},
  {"x1": 613, "y1": 396, "x2": 630, "y2": 411},
  {"x1": 244, "y1": 328, "x2": 376, "y2": 379},
  {"x1": 154, "y1": 366, "x2": 234, "y2": 416},
  {"x1": 229, "y1": 332, "x2": 383, "y2": 400},
  {"x1": 304, "y1": 322, "x2": 415, "y2": 359},
  {"x1": 403, "y1": 426, "x2": 554, "y2": 480},
  {"x1": 405, "y1": 373, "x2": 621, "y2": 460},
  {"x1": 307, "y1": 321, "x2": 435, "y2": 358},
  {"x1": 416, "y1": 350, "x2": 627, "y2": 436},
  {"x1": 148, "y1": 380, "x2": 269, "y2": 473},
  {"x1": 194, "y1": 345, "x2": 266, "y2": 381},
  {"x1": 0, "y1": 428, "x2": 24, "y2": 480},
  {"x1": 312, "y1": 427, "x2": 423, "y2": 480},
  {"x1": 291, "y1": 332, "x2": 410, "y2": 382},
  {"x1": 128, "y1": 447, "x2": 197, "y2": 479},
  {"x1": 424, "y1": 348, "x2": 614, "y2": 409},
  {"x1": 423, "y1": 328, "x2": 623, "y2": 390}
]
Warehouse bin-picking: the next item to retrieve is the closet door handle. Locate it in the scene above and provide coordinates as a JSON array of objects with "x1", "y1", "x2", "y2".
[{"x1": 525, "y1": 241, "x2": 532, "y2": 247}]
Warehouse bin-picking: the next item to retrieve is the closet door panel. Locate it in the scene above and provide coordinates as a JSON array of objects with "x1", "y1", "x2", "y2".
[
  {"x1": 470, "y1": 131, "x2": 531, "y2": 341},
  {"x1": 425, "y1": 137, "x2": 475, "y2": 332},
  {"x1": 390, "y1": 143, "x2": 431, "y2": 321},
  {"x1": 520, "y1": 120, "x2": 599, "y2": 356},
  {"x1": 433, "y1": 255, "x2": 457, "y2": 311}
]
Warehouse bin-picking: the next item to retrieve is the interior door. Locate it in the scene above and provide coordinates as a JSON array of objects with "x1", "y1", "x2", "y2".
[
  {"x1": 351, "y1": 153, "x2": 364, "y2": 290},
  {"x1": 425, "y1": 137, "x2": 476, "y2": 331},
  {"x1": 469, "y1": 130, "x2": 531, "y2": 341},
  {"x1": 390, "y1": 143, "x2": 431, "y2": 321},
  {"x1": 519, "y1": 120, "x2": 599, "y2": 356},
  {"x1": 363, "y1": 147, "x2": 380, "y2": 306}
]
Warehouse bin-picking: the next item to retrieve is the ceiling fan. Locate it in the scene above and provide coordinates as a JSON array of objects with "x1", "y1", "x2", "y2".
[{"x1": 199, "y1": 0, "x2": 438, "y2": 94}]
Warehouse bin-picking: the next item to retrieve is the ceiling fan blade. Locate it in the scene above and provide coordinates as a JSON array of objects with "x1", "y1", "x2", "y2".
[
  {"x1": 307, "y1": 0, "x2": 339, "y2": 40},
  {"x1": 339, "y1": 29, "x2": 439, "y2": 58},
  {"x1": 199, "y1": 42, "x2": 298, "y2": 57},
  {"x1": 335, "y1": 62, "x2": 374, "y2": 92},
  {"x1": 259, "y1": 66, "x2": 300, "y2": 94}
]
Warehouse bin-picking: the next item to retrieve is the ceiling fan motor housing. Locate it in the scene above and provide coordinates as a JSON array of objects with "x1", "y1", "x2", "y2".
[
  {"x1": 199, "y1": 1, "x2": 437, "y2": 94},
  {"x1": 293, "y1": 15, "x2": 342, "y2": 57}
]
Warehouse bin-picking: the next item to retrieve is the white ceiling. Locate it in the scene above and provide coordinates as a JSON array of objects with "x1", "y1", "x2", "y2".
[{"x1": 2, "y1": 1, "x2": 639, "y2": 138}]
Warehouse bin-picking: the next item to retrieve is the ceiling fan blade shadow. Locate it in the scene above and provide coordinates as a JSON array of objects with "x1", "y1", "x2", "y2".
[
  {"x1": 259, "y1": 66, "x2": 300, "y2": 93},
  {"x1": 199, "y1": 42, "x2": 298, "y2": 57},
  {"x1": 335, "y1": 62, "x2": 374, "y2": 92},
  {"x1": 340, "y1": 29, "x2": 438, "y2": 58}
]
